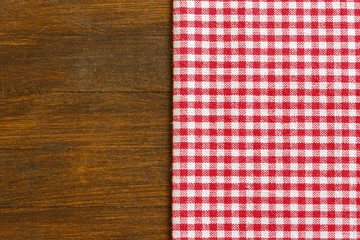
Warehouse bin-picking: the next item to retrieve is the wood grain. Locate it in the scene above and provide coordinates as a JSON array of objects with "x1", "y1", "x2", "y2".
[{"x1": 0, "y1": 0, "x2": 172, "y2": 239}]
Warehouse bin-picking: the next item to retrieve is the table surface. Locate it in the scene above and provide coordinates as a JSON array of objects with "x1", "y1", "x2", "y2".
[{"x1": 0, "y1": 1, "x2": 172, "y2": 239}]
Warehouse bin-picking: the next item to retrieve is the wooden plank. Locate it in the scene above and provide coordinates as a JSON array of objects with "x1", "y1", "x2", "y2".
[
  {"x1": 0, "y1": 0, "x2": 172, "y2": 93},
  {"x1": 0, "y1": 149, "x2": 171, "y2": 239},
  {"x1": 0, "y1": 93, "x2": 172, "y2": 239},
  {"x1": 0, "y1": 92, "x2": 171, "y2": 150}
]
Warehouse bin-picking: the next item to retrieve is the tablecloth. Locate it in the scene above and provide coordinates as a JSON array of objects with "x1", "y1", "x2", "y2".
[{"x1": 173, "y1": 1, "x2": 359, "y2": 239}]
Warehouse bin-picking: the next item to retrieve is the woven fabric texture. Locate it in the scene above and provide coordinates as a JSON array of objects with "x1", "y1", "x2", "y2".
[{"x1": 172, "y1": 1, "x2": 359, "y2": 239}]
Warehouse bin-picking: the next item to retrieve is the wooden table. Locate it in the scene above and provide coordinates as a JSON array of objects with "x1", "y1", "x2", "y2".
[{"x1": 0, "y1": 1, "x2": 172, "y2": 239}]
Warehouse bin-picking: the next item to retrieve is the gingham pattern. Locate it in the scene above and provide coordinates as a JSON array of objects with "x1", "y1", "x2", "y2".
[{"x1": 172, "y1": 0, "x2": 360, "y2": 239}]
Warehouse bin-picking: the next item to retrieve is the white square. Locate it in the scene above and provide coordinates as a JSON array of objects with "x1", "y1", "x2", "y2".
[
  {"x1": 216, "y1": 15, "x2": 224, "y2": 22},
  {"x1": 230, "y1": 1, "x2": 238, "y2": 9},
  {"x1": 245, "y1": 15, "x2": 253, "y2": 22},
  {"x1": 318, "y1": 2, "x2": 326, "y2": 9},
  {"x1": 187, "y1": 1, "x2": 195, "y2": 8},
  {"x1": 288, "y1": 2, "x2": 297, "y2": 8},
  {"x1": 202, "y1": 231, "x2": 210, "y2": 238},
  {"x1": 274, "y1": 2, "x2": 282, "y2": 9},
  {"x1": 215, "y1": 2, "x2": 224, "y2": 9}
]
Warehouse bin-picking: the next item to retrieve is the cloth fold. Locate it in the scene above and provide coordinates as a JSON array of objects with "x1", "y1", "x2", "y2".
[{"x1": 173, "y1": 0, "x2": 359, "y2": 239}]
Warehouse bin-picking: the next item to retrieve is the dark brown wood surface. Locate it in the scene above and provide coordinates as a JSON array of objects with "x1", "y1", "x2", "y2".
[{"x1": 0, "y1": 1, "x2": 172, "y2": 239}]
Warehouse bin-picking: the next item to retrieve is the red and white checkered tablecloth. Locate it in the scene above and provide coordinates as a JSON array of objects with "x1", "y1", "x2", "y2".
[{"x1": 172, "y1": 0, "x2": 360, "y2": 239}]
